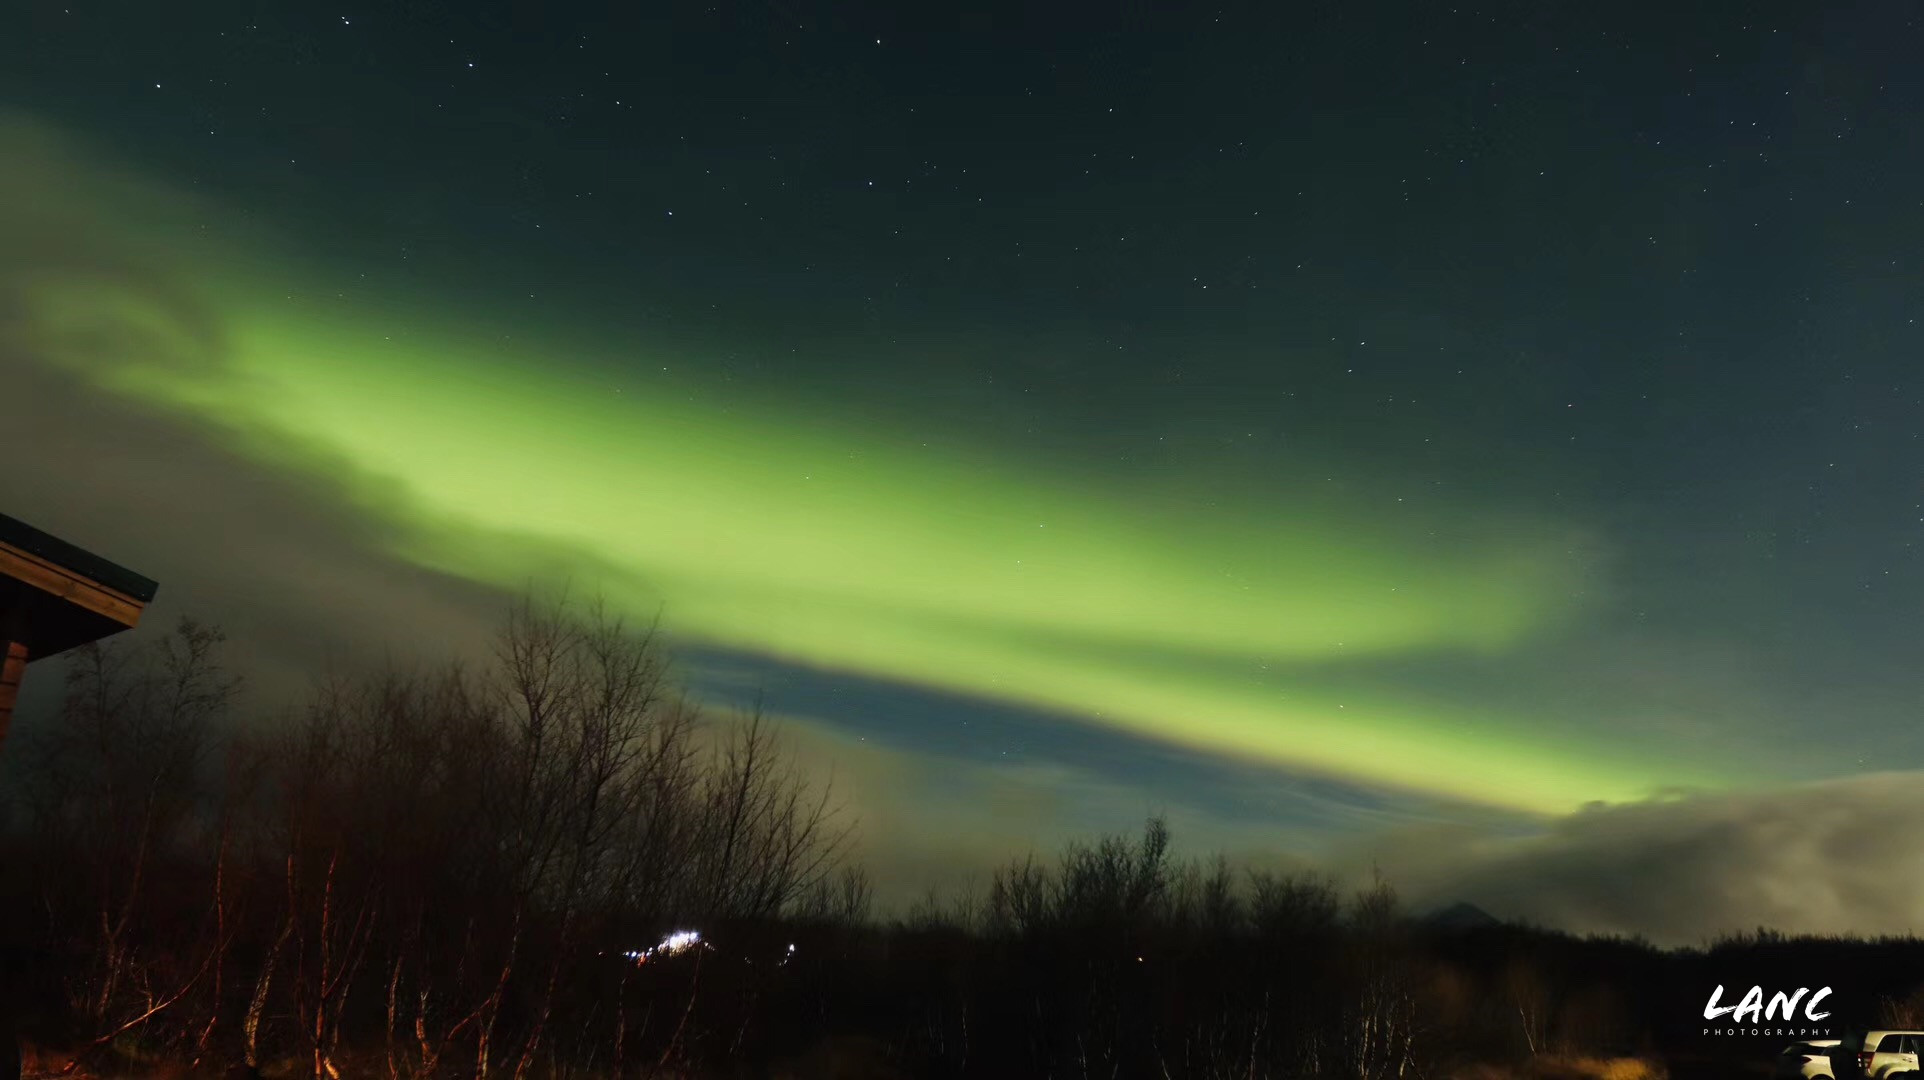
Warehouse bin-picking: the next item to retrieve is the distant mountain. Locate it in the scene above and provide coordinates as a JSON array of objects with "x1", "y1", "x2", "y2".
[{"x1": 1423, "y1": 901, "x2": 1502, "y2": 931}]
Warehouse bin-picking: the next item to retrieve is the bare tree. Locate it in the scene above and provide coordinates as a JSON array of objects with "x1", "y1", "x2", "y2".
[
  {"x1": 1340, "y1": 875, "x2": 1421, "y2": 1080},
  {"x1": 796, "y1": 866, "x2": 876, "y2": 926},
  {"x1": 22, "y1": 619, "x2": 238, "y2": 1063},
  {"x1": 685, "y1": 707, "x2": 852, "y2": 921},
  {"x1": 1507, "y1": 956, "x2": 1551, "y2": 1058},
  {"x1": 6, "y1": 594, "x2": 870, "y2": 1077}
]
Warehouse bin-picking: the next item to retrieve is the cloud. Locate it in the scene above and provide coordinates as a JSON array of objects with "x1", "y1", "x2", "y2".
[
  {"x1": 784, "y1": 726, "x2": 1924, "y2": 943},
  {"x1": 2, "y1": 360, "x2": 516, "y2": 709},
  {"x1": 0, "y1": 113, "x2": 513, "y2": 709},
  {"x1": 719, "y1": 717, "x2": 1924, "y2": 947},
  {"x1": 1349, "y1": 772, "x2": 1924, "y2": 945}
]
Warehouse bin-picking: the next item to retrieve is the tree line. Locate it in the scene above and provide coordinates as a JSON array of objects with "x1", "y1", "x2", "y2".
[{"x1": 4, "y1": 603, "x2": 1924, "y2": 1079}]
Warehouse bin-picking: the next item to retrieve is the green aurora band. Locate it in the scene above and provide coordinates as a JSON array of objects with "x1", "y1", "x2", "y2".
[{"x1": 7, "y1": 122, "x2": 1736, "y2": 814}]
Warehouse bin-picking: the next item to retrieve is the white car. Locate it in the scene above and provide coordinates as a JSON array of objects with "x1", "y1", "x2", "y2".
[
  {"x1": 1831, "y1": 1031, "x2": 1923, "y2": 1080},
  {"x1": 1776, "y1": 1040, "x2": 1841, "y2": 1079}
]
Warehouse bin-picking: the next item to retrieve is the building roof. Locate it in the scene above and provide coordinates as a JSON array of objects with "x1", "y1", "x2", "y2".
[{"x1": 0, "y1": 513, "x2": 159, "y2": 603}]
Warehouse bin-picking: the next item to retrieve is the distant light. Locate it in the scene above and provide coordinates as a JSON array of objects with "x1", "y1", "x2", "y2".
[{"x1": 620, "y1": 929, "x2": 707, "y2": 966}]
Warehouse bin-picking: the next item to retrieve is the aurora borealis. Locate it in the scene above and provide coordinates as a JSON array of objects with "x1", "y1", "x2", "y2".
[
  {"x1": 7, "y1": 0, "x2": 1924, "y2": 935},
  {"x1": 73, "y1": 288, "x2": 1696, "y2": 813}
]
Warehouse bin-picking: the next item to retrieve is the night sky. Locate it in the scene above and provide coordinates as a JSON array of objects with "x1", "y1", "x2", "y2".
[{"x1": 4, "y1": 0, "x2": 1924, "y2": 940}]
